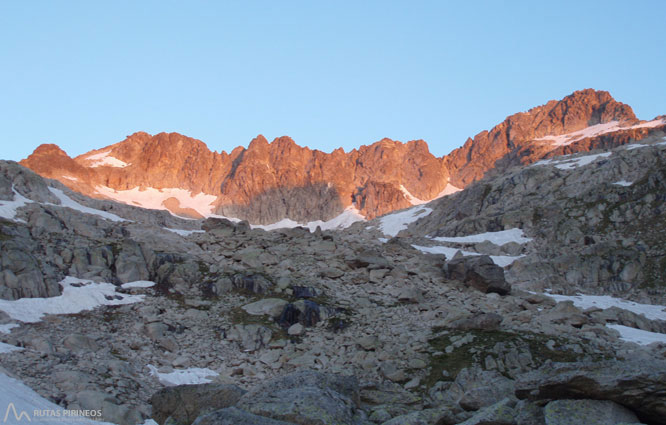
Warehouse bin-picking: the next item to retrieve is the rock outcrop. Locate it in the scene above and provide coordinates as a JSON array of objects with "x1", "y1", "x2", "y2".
[{"x1": 516, "y1": 360, "x2": 666, "y2": 424}]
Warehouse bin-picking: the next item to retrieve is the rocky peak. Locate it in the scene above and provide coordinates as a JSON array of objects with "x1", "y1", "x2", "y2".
[
  {"x1": 445, "y1": 89, "x2": 646, "y2": 187},
  {"x1": 18, "y1": 89, "x2": 665, "y2": 224}
]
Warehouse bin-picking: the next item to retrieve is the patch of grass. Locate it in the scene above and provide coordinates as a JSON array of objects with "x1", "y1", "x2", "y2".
[{"x1": 424, "y1": 329, "x2": 585, "y2": 389}]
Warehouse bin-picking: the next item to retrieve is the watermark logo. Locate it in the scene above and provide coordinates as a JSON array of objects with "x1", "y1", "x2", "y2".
[
  {"x1": 3, "y1": 403, "x2": 31, "y2": 422},
  {"x1": 3, "y1": 403, "x2": 104, "y2": 423}
]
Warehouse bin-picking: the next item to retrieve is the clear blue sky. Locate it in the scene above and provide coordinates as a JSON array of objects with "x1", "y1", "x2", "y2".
[{"x1": 1, "y1": 0, "x2": 665, "y2": 161}]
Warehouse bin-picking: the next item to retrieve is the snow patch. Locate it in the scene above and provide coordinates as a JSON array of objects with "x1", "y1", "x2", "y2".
[
  {"x1": 0, "y1": 323, "x2": 20, "y2": 334},
  {"x1": 85, "y1": 151, "x2": 129, "y2": 168},
  {"x1": 624, "y1": 143, "x2": 649, "y2": 150},
  {"x1": 606, "y1": 324, "x2": 666, "y2": 346},
  {"x1": 0, "y1": 188, "x2": 32, "y2": 221},
  {"x1": 120, "y1": 281, "x2": 156, "y2": 289},
  {"x1": 543, "y1": 292, "x2": 666, "y2": 321},
  {"x1": 251, "y1": 206, "x2": 365, "y2": 232},
  {"x1": 400, "y1": 183, "x2": 462, "y2": 206},
  {"x1": 536, "y1": 119, "x2": 666, "y2": 147},
  {"x1": 163, "y1": 228, "x2": 205, "y2": 236},
  {"x1": 411, "y1": 245, "x2": 524, "y2": 267},
  {"x1": 0, "y1": 341, "x2": 23, "y2": 353},
  {"x1": 0, "y1": 277, "x2": 145, "y2": 323},
  {"x1": 613, "y1": 180, "x2": 633, "y2": 187},
  {"x1": 399, "y1": 185, "x2": 428, "y2": 205},
  {"x1": 430, "y1": 228, "x2": 531, "y2": 245},
  {"x1": 48, "y1": 187, "x2": 126, "y2": 222},
  {"x1": 147, "y1": 365, "x2": 218, "y2": 386},
  {"x1": 379, "y1": 206, "x2": 432, "y2": 237},
  {"x1": 62, "y1": 175, "x2": 79, "y2": 181},
  {"x1": 434, "y1": 183, "x2": 463, "y2": 198},
  {"x1": 0, "y1": 372, "x2": 116, "y2": 424},
  {"x1": 95, "y1": 186, "x2": 217, "y2": 217},
  {"x1": 533, "y1": 152, "x2": 612, "y2": 170}
]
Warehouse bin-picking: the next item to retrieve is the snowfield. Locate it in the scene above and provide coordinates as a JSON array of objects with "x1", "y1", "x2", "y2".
[
  {"x1": 412, "y1": 245, "x2": 524, "y2": 267},
  {"x1": 84, "y1": 150, "x2": 129, "y2": 168},
  {"x1": 613, "y1": 180, "x2": 633, "y2": 187},
  {"x1": 120, "y1": 281, "x2": 156, "y2": 289},
  {"x1": 147, "y1": 365, "x2": 218, "y2": 386},
  {"x1": 430, "y1": 228, "x2": 531, "y2": 245},
  {"x1": 0, "y1": 277, "x2": 145, "y2": 323},
  {"x1": 543, "y1": 292, "x2": 666, "y2": 345},
  {"x1": 535, "y1": 118, "x2": 666, "y2": 147},
  {"x1": 163, "y1": 227, "x2": 205, "y2": 236},
  {"x1": 400, "y1": 183, "x2": 462, "y2": 206},
  {"x1": 94, "y1": 186, "x2": 217, "y2": 217},
  {"x1": 379, "y1": 206, "x2": 433, "y2": 237},
  {"x1": 533, "y1": 152, "x2": 612, "y2": 170},
  {"x1": 0, "y1": 188, "x2": 32, "y2": 222},
  {"x1": 48, "y1": 187, "x2": 126, "y2": 222},
  {"x1": 0, "y1": 372, "x2": 118, "y2": 425},
  {"x1": 251, "y1": 206, "x2": 365, "y2": 232}
]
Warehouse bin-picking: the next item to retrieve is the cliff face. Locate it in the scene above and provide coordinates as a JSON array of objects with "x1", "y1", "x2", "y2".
[
  {"x1": 20, "y1": 89, "x2": 666, "y2": 223},
  {"x1": 444, "y1": 89, "x2": 641, "y2": 187}
]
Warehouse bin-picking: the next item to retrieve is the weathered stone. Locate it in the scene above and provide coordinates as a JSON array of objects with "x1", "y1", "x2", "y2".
[
  {"x1": 380, "y1": 406, "x2": 468, "y2": 425},
  {"x1": 516, "y1": 360, "x2": 666, "y2": 424},
  {"x1": 543, "y1": 399, "x2": 639, "y2": 425},
  {"x1": 444, "y1": 366, "x2": 516, "y2": 411},
  {"x1": 458, "y1": 398, "x2": 517, "y2": 425},
  {"x1": 242, "y1": 298, "x2": 289, "y2": 318},
  {"x1": 150, "y1": 382, "x2": 247, "y2": 425},
  {"x1": 445, "y1": 255, "x2": 510, "y2": 295},
  {"x1": 447, "y1": 313, "x2": 503, "y2": 331},
  {"x1": 236, "y1": 370, "x2": 360, "y2": 425},
  {"x1": 226, "y1": 324, "x2": 273, "y2": 352},
  {"x1": 76, "y1": 390, "x2": 143, "y2": 425},
  {"x1": 287, "y1": 323, "x2": 304, "y2": 336},
  {"x1": 232, "y1": 274, "x2": 274, "y2": 294}
]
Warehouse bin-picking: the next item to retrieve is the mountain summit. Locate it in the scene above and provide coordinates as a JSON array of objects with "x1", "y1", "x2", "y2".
[{"x1": 20, "y1": 89, "x2": 665, "y2": 224}]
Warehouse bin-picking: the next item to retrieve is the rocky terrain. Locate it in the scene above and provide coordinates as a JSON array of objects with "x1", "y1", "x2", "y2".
[
  {"x1": 20, "y1": 89, "x2": 666, "y2": 224},
  {"x1": 1, "y1": 123, "x2": 666, "y2": 424}
]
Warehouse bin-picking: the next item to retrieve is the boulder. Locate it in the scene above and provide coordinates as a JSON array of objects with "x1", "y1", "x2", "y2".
[
  {"x1": 447, "y1": 313, "x2": 503, "y2": 331},
  {"x1": 150, "y1": 383, "x2": 246, "y2": 425},
  {"x1": 232, "y1": 274, "x2": 274, "y2": 294},
  {"x1": 380, "y1": 406, "x2": 469, "y2": 425},
  {"x1": 76, "y1": 390, "x2": 143, "y2": 425},
  {"x1": 0, "y1": 240, "x2": 60, "y2": 300},
  {"x1": 242, "y1": 299, "x2": 289, "y2": 318},
  {"x1": 445, "y1": 255, "x2": 510, "y2": 295},
  {"x1": 543, "y1": 399, "x2": 639, "y2": 425},
  {"x1": 457, "y1": 398, "x2": 517, "y2": 425},
  {"x1": 515, "y1": 360, "x2": 666, "y2": 424},
  {"x1": 236, "y1": 370, "x2": 360, "y2": 425},
  {"x1": 443, "y1": 366, "x2": 516, "y2": 411},
  {"x1": 225, "y1": 324, "x2": 273, "y2": 352}
]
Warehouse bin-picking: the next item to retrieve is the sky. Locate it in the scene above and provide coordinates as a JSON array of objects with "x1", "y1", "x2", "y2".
[{"x1": 1, "y1": 0, "x2": 665, "y2": 161}]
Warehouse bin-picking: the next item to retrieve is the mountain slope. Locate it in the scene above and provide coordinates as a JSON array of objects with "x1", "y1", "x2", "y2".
[{"x1": 20, "y1": 89, "x2": 666, "y2": 224}]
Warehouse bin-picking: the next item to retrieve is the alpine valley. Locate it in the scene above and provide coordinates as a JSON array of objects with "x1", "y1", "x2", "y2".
[{"x1": 1, "y1": 89, "x2": 666, "y2": 425}]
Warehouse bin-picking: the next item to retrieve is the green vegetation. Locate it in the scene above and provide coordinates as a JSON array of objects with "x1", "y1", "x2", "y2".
[{"x1": 424, "y1": 329, "x2": 586, "y2": 389}]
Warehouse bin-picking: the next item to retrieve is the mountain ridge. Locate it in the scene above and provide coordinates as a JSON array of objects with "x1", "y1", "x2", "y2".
[{"x1": 20, "y1": 89, "x2": 666, "y2": 223}]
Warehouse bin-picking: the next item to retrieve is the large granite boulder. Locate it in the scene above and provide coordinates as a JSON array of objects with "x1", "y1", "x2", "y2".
[
  {"x1": 516, "y1": 360, "x2": 666, "y2": 424},
  {"x1": 445, "y1": 255, "x2": 510, "y2": 295},
  {"x1": 150, "y1": 382, "x2": 246, "y2": 425}
]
